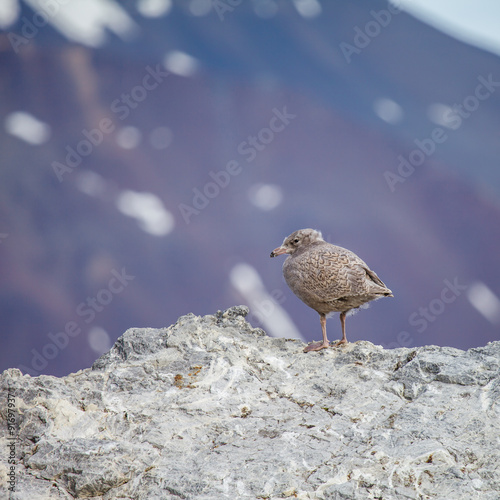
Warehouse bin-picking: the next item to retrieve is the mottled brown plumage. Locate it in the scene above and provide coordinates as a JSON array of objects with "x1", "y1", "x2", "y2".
[{"x1": 270, "y1": 229, "x2": 393, "y2": 352}]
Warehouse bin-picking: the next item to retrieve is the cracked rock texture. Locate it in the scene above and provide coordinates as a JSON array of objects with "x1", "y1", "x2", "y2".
[{"x1": 1, "y1": 306, "x2": 500, "y2": 499}]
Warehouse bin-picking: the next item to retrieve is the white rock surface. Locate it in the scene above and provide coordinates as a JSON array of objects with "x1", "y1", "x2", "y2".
[{"x1": 1, "y1": 306, "x2": 499, "y2": 499}]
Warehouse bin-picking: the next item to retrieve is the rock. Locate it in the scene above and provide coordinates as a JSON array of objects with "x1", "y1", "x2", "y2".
[{"x1": 1, "y1": 305, "x2": 499, "y2": 499}]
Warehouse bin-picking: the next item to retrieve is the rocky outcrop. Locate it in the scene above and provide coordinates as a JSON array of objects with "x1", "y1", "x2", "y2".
[{"x1": 1, "y1": 306, "x2": 499, "y2": 499}]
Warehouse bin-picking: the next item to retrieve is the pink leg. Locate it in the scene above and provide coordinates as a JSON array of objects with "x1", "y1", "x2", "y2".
[
  {"x1": 304, "y1": 314, "x2": 330, "y2": 352},
  {"x1": 332, "y1": 311, "x2": 348, "y2": 347}
]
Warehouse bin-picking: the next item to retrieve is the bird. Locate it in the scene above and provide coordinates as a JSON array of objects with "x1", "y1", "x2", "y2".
[{"x1": 270, "y1": 228, "x2": 393, "y2": 352}]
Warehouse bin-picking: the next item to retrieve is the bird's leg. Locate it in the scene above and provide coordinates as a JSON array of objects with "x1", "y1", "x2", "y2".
[
  {"x1": 303, "y1": 313, "x2": 330, "y2": 352},
  {"x1": 332, "y1": 311, "x2": 348, "y2": 347}
]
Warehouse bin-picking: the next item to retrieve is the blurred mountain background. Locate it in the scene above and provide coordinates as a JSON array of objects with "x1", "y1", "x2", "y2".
[{"x1": 1, "y1": 0, "x2": 499, "y2": 377}]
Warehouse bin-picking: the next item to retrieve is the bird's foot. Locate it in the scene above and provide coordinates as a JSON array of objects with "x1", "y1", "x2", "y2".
[
  {"x1": 332, "y1": 338, "x2": 348, "y2": 348},
  {"x1": 303, "y1": 341, "x2": 330, "y2": 353}
]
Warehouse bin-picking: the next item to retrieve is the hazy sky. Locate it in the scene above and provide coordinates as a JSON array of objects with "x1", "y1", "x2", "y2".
[{"x1": 396, "y1": 0, "x2": 500, "y2": 57}]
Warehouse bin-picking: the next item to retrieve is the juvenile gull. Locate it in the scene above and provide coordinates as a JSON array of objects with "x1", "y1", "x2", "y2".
[{"x1": 270, "y1": 229, "x2": 393, "y2": 352}]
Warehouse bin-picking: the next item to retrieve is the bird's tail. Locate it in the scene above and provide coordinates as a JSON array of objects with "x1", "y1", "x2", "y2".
[{"x1": 363, "y1": 267, "x2": 393, "y2": 297}]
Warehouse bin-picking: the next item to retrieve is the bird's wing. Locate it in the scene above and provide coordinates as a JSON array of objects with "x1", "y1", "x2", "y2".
[
  {"x1": 363, "y1": 267, "x2": 392, "y2": 294},
  {"x1": 289, "y1": 247, "x2": 368, "y2": 300},
  {"x1": 362, "y1": 266, "x2": 387, "y2": 288}
]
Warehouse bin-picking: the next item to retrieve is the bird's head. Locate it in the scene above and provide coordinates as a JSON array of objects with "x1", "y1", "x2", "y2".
[{"x1": 270, "y1": 228, "x2": 324, "y2": 257}]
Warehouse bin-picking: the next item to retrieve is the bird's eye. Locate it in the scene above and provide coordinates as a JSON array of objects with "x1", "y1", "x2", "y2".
[{"x1": 293, "y1": 238, "x2": 300, "y2": 244}]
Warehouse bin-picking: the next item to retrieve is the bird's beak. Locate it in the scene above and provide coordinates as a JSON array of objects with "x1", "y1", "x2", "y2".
[{"x1": 270, "y1": 246, "x2": 287, "y2": 258}]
